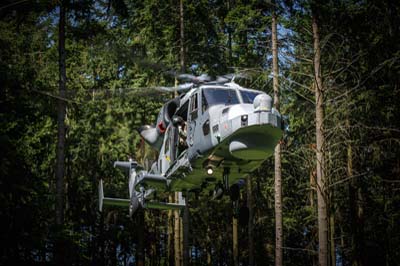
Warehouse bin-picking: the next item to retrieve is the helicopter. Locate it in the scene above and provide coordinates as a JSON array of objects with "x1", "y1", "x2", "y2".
[{"x1": 99, "y1": 74, "x2": 285, "y2": 216}]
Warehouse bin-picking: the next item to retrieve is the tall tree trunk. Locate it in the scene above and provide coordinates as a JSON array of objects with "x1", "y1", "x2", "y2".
[
  {"x1": 136, "y1": 208, "x2": 145, "y2": 266},
  {"x1": 206, "y1": 226, "x2": 212, "y2": 265},
  {"x1": 179, "y1": 2, "x2": 189, "y2": 264},
  {"x1": 312, "y1": 15, "x2": 328, "y2": 266},
  {"x1": 183, "y1": 194, "x2": 189, "y2": 266},
  {"x1": 233, "y1": 216, "x2": 239, "y2": 266},
  {"x1": 272, "y1": 9, "x2": 283, "y2": 266},
  {"x1": 310, "y1": 169, "x2": 316, "y2": 207},
  {"x1": 330, "y1": 213, "x2": 336, "y2": 266},
  {"x1": 174, "y1": 192, "x2": 181, "y2": 266},
  {"x1": 180, "y1": 213, "x2": 184, "y2": 266},
  {"x1": 227, "y1": 0, "x2": 232, "y2": 63},
  {"x1": 247, "y1": 176, "x2": 254, "y2": 266},
  {"x1": 168, "y1": 195, "x2": 174, "y2": 266},
  {"x1": 347, "y1": 120, "x2": 364, "y2": 266},
  {"x1": 55, "y1": 1, "x2": 66, "y2": 264},
  {"x1": 179, "y1": 0, "x2": 185, "y2": 73}
]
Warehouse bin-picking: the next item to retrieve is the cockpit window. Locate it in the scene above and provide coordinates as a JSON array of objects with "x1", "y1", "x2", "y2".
[
  {"x1": 202, "y1": 88, "x2": 240, "y2": 109},
  {"x1": 240, "y1": 90, "x2": 261, "y2": 104}
]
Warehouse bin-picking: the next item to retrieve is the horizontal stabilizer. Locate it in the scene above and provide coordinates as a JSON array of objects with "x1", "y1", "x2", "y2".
[
  {"x1": 99, "y1": 179, "x2": 131, "y2": 211},
  {"x1": 99, "y1": 179, "x2": 104, "y2": 211},
  {"x1": 145, "y1": 201, "x2": 185, "y2": 210},
  {"x1": 103, "y1": 197, "x2": 130, "y2": 207},
  {"x1": 135, "y1": 173, "x2": 167, "y2": 190}
]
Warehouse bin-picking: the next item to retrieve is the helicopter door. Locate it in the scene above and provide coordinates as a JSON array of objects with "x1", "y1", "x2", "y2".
[
  {"x1": 160, "y1": 126, "x2": 175, "y2": 174},
  {"x1": 188, "y1": 92, "x2": 199, "y2": 147},
  {"x1": 170, "y1": 126, "x2": 178, "y2": 162}
]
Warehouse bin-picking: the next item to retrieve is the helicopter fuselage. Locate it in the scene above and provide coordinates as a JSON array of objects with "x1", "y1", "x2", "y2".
[
  {"x1": 141, "y1": 82, "x2": 284, "y2": 193},
  {"x1": 99, "y1": 81, "x2": 285, "y2": 214}
]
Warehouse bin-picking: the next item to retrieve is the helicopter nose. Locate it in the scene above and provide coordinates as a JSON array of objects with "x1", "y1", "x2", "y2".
[{"x1": 253, "y1": 94, "x2": 272, "y2": 112}]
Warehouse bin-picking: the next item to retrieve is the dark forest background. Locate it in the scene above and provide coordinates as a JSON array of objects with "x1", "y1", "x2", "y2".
[{"x1": 1, "y1": 0, "x2": 399, "y2": 265}]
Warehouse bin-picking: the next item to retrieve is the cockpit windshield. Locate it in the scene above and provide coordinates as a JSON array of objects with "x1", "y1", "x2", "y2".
[
  {"x1": 202, "y1": 88, "x2": 240, "y2": 109},
  {"x1": 240, "y1": 90, "x2": 261, "y2": 104}
]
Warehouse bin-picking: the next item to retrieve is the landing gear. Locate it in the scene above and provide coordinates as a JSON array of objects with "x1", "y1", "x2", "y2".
[
  {"x1": 222, "y1": 168, "x2": 241, "y2": 217},
  {"x1": 129, "y1": 186, "x2": 145, "y2": 218},
  {"x1": 212, "y1": 182, "x2": 224, "y2": 200},
  {"x1": 129, "y1": 192, "x2": 140, "y2": 218},
  {"x1": 222, "y1": 168, "x2": 230, "y2": 191}
]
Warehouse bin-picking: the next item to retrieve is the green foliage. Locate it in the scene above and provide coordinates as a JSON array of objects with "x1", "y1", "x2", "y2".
[{"x1": 1, "y1": 0, "x2": 399, "y2": 265}]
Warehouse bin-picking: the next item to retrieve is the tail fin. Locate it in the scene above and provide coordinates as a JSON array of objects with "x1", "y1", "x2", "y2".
[{"x1": 99, "y1": 179, "x2": 104, "y2": 212}]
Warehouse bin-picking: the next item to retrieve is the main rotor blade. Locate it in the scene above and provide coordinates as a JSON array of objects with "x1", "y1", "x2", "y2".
[
  {"x1": 177, "y1": 73, "x2": 212, "y2": 84},
  {"x1": 155, "y1": 83, "x2": 193, "y2": 92}
]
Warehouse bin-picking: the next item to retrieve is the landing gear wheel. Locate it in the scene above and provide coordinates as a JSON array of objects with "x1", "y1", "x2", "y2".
[{"x1": 213, "y1": 182, "x2": 224, "y2": 200}]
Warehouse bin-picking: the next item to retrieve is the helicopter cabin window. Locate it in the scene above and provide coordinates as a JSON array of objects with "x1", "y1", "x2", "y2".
[
  {"x1": 176, "y1": 100, "x2": 189, "y2": 122},
  {"x1": 189, "y1": 93, "x2": 198, "y2": 120},
  {"x1": 202, "y1": 90, "x2": 209, "y2": 113},
  {"x1": 240, "y1": 90, "x2": 261, "y2": 104},
  {"x1": 202, "y1": 88, "x2": 239, "y2": 109}
]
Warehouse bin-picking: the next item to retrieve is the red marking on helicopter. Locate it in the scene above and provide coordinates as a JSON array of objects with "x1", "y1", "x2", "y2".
[{"x1": 158, "y1": 121, "x2": 166, "y2": 133}]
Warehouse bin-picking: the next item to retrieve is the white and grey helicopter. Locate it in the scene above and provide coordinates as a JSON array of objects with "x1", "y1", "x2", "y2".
[{"x1": 99, "y1": 74, "x2": 285, "y2": 216}]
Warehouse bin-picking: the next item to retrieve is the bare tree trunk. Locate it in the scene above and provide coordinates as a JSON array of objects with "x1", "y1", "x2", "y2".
[
  {"x1": 227, "y1": 0, "x2": 232, "y2": 63},
  {"x1": 107, "y1": 212, "x2": 118, "y2": 266},
  {"x1": 137, "y1": 208, "x2": 145, "y2": 266},
  {"x1": 272, "y1": 10, "x2": 283, "y2": 266},
  {"x1": 272, "y1": 13, "x2": 280, "y2": 113},
  {"x1": 180, "y1": 213, "x2": 184, "y2": 266},
  {"x1": 206, "y1": 226, "x2": 212, "y2": 265},
  {"x1": 312, "y1": 15, "x2": 328, "y2": 266},
  {"x1": 183, "y1": 194, "x2": 189, "y2": 266},
  {"x1": 247, "y1": 176, "x2": 254, "y2": 266},
  {"x1": 328, "y1": 151, "x2": 335, "y2": 266},
  {"x1": 174, "y1": 192, "x2": 181, "y2": 266},
  {"x1": 330, "y1": 213, "x2": 336, "y2": 266},
  {"x1": 347, "y1": 121, "x2": 364, "y2": 266},
  {"x1": 233, "y1": 216, "x2": 239, "y2": 266},
  {"x1": 168, "y1": 195, "x2": 174, "y2": 266},
  {"x1": 179, "y1": 2, "x2": 189, "y2": 264},
  {"x1": 207, "y1": 248, "x2": 211, "y2": 265},
  {"x1": 310, "y1": 169, "x2": 316, "y2": 207},
  {"x1": 55, "y1": 1, "x2": 66, "y2": 264},
  {"x1": 179, "y1": 0, "x2": 185, "y2": 73}
]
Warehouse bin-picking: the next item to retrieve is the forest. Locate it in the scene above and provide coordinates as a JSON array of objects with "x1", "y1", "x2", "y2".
[{"x1": 1, "y1": 0, "x2": 399, "y2": 265}]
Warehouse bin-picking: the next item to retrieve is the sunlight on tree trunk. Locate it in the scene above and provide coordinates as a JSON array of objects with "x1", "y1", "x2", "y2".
[
  {"x1": 168, "y1": 195, "x2": 174, "y2": 265},
  {"x1": 174, "y1": 192, "x2": 182, "y2": 266},
  {"x1": 233, "y1": 216, "x2": 239, "y2": 266},
  {"x1": 312, "y1": 15, "x2": 328, "y2": 266},
  {"x1": 272, "y1": 9, "x2": 283, "y2": 266}
]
